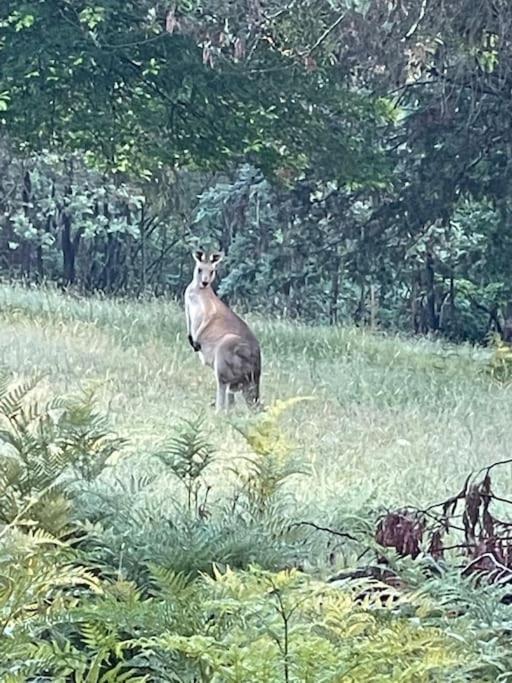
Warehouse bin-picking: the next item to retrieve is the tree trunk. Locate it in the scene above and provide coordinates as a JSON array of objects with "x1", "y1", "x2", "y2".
[
  {"x1": 503, "y1": 302, "x2": 512, "y2": 342},
  {"x1": 354, "y1": 283, "x2": 365, "y2": 326},
  {"x1": 425, "y1": 251, "x2": 438, "y2": 332},
  {"x1": 330, "y1": 254, "x2": 340, "y2": 324},
  {"x1": 369, "y1": 283, "x2": 378, "y2": 331},
  {"x1": 36, "y1": 245, "x2": 44, "y2": 281},
  {"x1": 411, "y1": 273, "x2": 420, "y2": 334},
  {"x1": 449, "y1": 271, "x2": 455, "y2": 328},
  {"x1": 99, "y1": 201, "x2": 114, "y2": 291},
  {"x1": 139, "y1": 205, "x2": 147, "y2": 294},
  {"x1": 61, "y1": 210, "x2": 75, "y2": 285},
  {"x1": 21, "y1": 170, "x2": 32, "y2": 279}
]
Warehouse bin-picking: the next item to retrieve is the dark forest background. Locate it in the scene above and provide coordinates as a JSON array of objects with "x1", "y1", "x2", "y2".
[{"x1": 2, "y1": 0, "x2": 512, "y2": 342}]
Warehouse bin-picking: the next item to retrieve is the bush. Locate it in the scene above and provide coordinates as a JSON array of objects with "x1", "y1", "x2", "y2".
[{"x1": 1, "y1": 377, "x2": 512, "y2": 681}]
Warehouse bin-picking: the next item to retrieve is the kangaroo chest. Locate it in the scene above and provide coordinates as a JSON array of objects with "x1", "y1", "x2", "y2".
[
  {"x1": 186, "y1": 288, "x2": 220, "y2": 366},
  {"x1": 185, "y1": 290, "x2": 202, "y2": 334},
  {"x1": 185, "y1": 287, "x2": 221, "y2": 341}
]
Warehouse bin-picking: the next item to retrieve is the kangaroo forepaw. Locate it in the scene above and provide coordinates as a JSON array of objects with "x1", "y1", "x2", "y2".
[{"x1": 188, "y1": 334, "x2": 201, "y2": 352}]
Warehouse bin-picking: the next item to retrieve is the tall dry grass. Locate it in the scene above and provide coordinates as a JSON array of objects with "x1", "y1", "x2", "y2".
[{"x1": 0, "y1": 282, "x2": 509, "y2": 517}]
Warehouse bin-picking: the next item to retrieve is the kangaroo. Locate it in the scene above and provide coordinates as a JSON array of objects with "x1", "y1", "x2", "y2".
[{"x1": 184, "y1": 249, "x2": 261, "y2": 412}]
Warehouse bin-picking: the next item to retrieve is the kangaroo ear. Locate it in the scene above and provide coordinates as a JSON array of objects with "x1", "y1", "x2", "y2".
[
  {"x1": 193, "y1": 249, "x2": 206, "y2": 263},
  {"x1": 210, "y1": 251, "x2": 224, "y2": 265}
]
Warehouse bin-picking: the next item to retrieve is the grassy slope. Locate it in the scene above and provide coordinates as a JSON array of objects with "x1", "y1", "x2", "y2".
[{"x1": 0, "y1": 282, "x2": 510, "y2": 513}]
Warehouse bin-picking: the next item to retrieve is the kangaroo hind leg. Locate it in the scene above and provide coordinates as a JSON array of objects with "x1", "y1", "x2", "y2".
[
  {"x1": 242, "y1": 375, "x2": 260, "y2": 410},
  {"x1": 215, "y1": 378, "x2": 228, "y2": 413}
]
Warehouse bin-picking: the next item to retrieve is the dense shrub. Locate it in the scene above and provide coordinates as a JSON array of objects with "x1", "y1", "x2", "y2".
[{"x1": 1, "y1": 376, "x2": 512, "y2": 681}]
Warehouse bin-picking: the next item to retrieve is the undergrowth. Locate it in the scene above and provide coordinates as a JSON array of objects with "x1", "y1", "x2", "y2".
[
  {"x1": 1, "y1": 286, "x2": 512, "y2": 680},
  {"x1": 1, "y1": 372, "x2": 512, "y2": 681}
]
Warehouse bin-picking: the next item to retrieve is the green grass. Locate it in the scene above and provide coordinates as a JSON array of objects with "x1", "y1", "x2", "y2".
[{"x1": 0, "y1": 281, "x2": 510, "y2": 514}]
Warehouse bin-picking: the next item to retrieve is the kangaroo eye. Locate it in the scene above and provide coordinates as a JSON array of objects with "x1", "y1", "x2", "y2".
[{"x1": 198, "y1": 268, "x2": 202, "y2": 274}]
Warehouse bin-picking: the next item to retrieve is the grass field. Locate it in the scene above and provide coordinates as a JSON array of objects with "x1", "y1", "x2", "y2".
[{"x1": 0, "y1": 281, "x2": 510, "y2": 516}]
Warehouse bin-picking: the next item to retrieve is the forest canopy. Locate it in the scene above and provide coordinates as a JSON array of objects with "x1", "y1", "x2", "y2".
[{"x1": 1, "y1": 0, "x2": 512, "y2": 341}]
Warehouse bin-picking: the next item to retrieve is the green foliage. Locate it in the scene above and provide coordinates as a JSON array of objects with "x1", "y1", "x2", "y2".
[
  {"x1": 0, "y1": 0, "x2": 388, "y2": 179},
  {"x1": 0, "y1": 373, "x2": 120, "y2": 534},
  {"x1": 73, "y1": 407, "x2": 310, "y2": 581},
  {"x1": 134, "y1": 565, "x2": 487, "y2": 682},
  {"x1": 2, "y1": 0, "x2": 512, "y2": 343},
  {"x1": 0, "y1": 529, "x2": 103, "y2": 679},
  {"x1": 231, "y1": 397, "x2": 311, "y2": 514},
  {"x1": 156, "y1": 414, "x2": 214, "y2": 514},
  {"x1": 0, "y1": 357, "x2": 512, "y2": 680}
]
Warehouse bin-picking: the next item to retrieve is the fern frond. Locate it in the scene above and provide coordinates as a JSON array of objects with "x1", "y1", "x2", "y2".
[{"x1": 0, "y1": 372, "x2": 41, "y2": 420}]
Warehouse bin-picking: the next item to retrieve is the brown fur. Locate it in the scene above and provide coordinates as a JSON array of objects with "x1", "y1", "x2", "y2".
[{"x1": 185, "y1": 250, "x2": 261, "y2": 411}]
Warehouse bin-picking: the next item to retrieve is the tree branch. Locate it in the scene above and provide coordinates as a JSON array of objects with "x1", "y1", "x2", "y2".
[
  {"x1": 289, "y1": 520, "x2": 358, "y2": 541},
  {"x1": 305, "y1": 13, "x2": 345, "y2": 55}
]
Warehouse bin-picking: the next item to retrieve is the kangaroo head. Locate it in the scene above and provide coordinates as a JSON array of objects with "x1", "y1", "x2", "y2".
[{"x1": 193, "y1": 249, "x2": 224, "y2": 289}]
